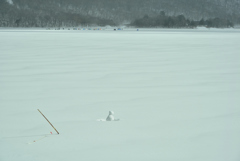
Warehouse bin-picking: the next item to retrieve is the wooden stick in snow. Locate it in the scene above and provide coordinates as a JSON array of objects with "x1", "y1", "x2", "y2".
[{"x1": 37, "y1": 109, "x2": 59, "y2": 134}]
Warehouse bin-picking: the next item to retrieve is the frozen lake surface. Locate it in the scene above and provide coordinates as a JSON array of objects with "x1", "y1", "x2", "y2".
[{"x1": 0, "y1": 28, "x2": 240, "y2": 161}]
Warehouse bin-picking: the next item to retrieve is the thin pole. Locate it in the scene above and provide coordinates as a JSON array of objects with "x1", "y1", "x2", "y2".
[{"x1": 37, "y1": 109, "x2": 59, "y2": 134}]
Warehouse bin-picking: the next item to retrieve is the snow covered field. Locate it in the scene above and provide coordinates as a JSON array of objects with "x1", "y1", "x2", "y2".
[{"x1": 0, "y1": 28, "x2": 240, "y2": 161}]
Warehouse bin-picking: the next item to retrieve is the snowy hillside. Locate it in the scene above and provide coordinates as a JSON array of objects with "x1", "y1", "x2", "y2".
[{"x1": 0, "y1": 28, "x2": 240, "y2": 161}]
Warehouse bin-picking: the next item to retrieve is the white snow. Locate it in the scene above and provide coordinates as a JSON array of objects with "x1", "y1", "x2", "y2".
[{"x1": 0, "y1": 29, "x2": 240, "y2": 161}]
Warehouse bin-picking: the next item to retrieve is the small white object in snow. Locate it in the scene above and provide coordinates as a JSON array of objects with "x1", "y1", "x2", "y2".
[
  {"x1": 106, "y1": 111, "x2": 114, "y2": 121},
  {"x1": 97, "y1": 111, "x2": 120, "y2": 121},
  {"x1": 106, "y1": 111, "x2": 120, "y2": 121}
]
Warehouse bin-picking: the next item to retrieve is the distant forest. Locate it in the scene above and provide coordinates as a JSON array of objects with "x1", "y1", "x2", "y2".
[
  {"x1": 131, "y1": 12, "x2": 234, "y2": 28},
  {"x1": 0, "y1": 0, "x2": 240, "y2": 27},
  {"x1": 0, "y1": 0, "x2": 116, "y2": 27}
]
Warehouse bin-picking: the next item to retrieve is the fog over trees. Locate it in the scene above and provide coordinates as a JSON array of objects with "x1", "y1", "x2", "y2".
[{"x1": 1, "y1": 0, "x2": 240, "y2": 27}]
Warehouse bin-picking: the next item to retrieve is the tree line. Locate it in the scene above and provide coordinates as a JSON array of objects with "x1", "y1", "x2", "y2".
[
  {"x1": 130, "y1": 12, "x2": 234, "y2": 28},
  {"x1": 0, "y1": 0, "x2": 239, "y2": 27},
  {"x1": 0, "y1": 0, "x2": 115, "y2": 27}
]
